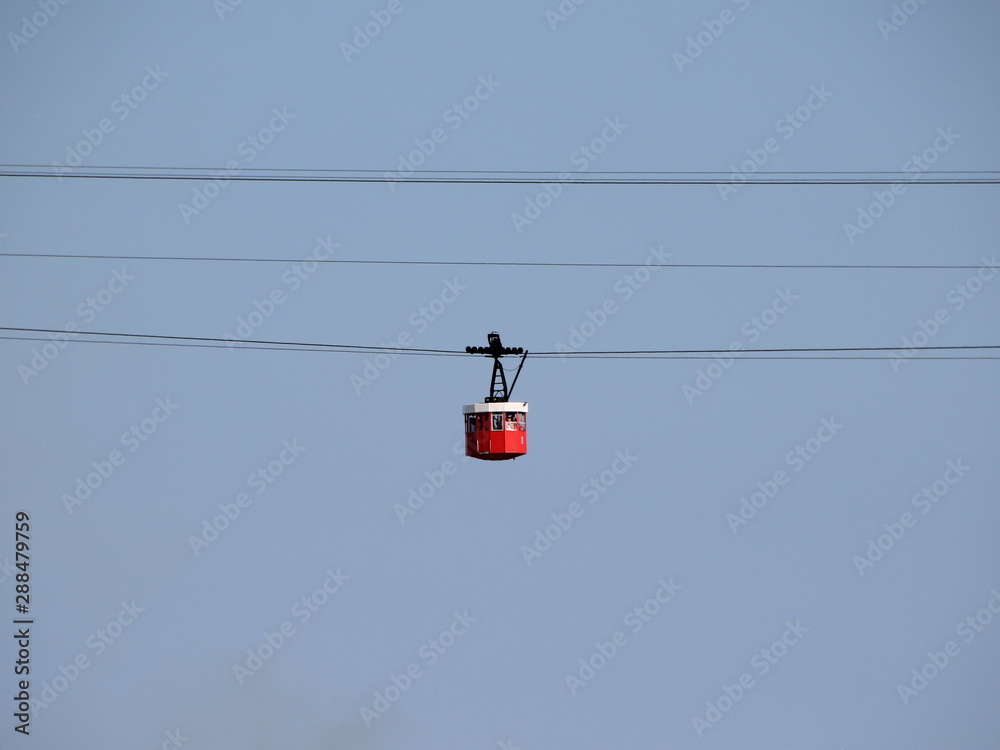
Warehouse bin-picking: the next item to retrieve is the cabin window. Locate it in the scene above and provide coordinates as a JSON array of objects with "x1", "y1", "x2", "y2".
[
  {"x1": 492, "y1": 413, "x2": 503, "y2": 431},
  {"x1": 505, "y1": 412, "x2": 518, "y2": 430}
]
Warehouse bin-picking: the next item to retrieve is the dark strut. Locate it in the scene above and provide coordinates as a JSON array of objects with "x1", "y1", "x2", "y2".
[{"x1": 465, "y1": 332, "x2": 527, "y2": 402}]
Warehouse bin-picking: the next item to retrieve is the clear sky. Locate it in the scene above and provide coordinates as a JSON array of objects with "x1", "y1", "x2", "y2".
[{"x1": 1, "y1": 1, "x2": 999, "y2": 748}]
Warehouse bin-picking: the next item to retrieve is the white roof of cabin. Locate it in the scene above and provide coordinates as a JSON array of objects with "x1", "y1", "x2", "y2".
[{"x1": 462, "y1": 402, "x2": 528, "y2": 414}]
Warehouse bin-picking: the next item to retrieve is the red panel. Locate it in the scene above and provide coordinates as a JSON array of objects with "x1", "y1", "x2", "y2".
[{"x1": 463, "y1": 414, "x2": 528, "y2": 460}]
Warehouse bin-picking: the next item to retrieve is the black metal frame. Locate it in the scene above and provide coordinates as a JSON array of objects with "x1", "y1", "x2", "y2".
[{"x1": 465, "y1": 331, "x2": 528, "y2": 402}]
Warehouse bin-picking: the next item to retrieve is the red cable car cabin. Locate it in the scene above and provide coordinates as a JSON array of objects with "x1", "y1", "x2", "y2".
[
  {"x1": 463, "y1": 402, "x2": 528, "y2": 460},
  {"x1": 463, "y1": 332, "x2": 529, "y2": 461}
]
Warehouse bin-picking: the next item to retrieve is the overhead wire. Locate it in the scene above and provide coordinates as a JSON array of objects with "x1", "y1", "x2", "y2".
[
  {"x1": 0, "y1": 327, "x2": 460, "y2": 355},
  {"x1": 0, "y1": 335, "x2": 465, "y2": 357},
  {"x1": 3, "y1": 336, "x2": 995, "y2": 360},
  {"x1": 0, "y1": 252, "x2": 990, "y2": 270},
  {"x1": 1, "y1": 166, "x2": 999, "y2": 185},
  {"x1": 1, "y1": 328, "x2": 997, "y2": 360},
  {"x1": 2, "y1": 168, "x2": 995, "y2": 358},
  {"x1": 6, "y1": 165, "x2": 1000, "y2": 174},
  {"x1": 533, "y1": 345, "x2": 1000, "y2": 355}
]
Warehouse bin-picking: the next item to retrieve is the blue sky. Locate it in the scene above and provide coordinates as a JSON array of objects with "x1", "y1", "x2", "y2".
[{"x1": 1, "y1": 1, "x2": 999, "y2": 748}]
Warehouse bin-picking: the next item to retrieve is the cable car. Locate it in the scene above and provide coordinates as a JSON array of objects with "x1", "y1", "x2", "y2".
[{"x1": 463, "y1": 332, "x2": 528, "y2": 461}]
